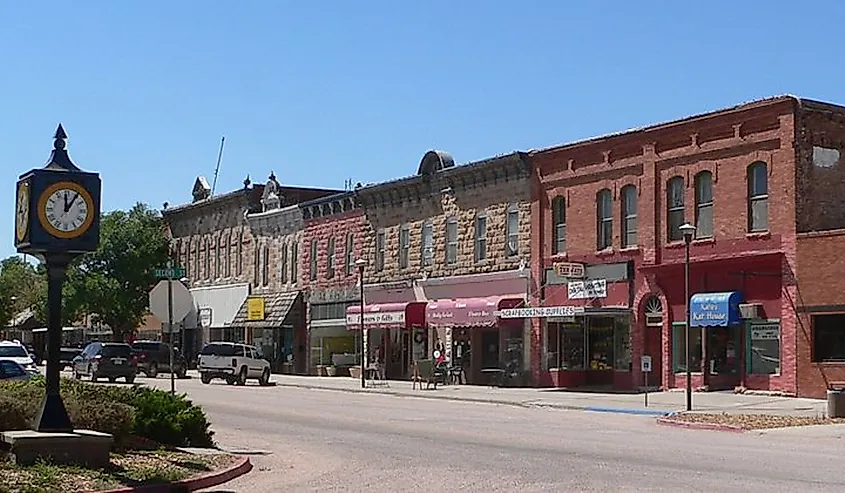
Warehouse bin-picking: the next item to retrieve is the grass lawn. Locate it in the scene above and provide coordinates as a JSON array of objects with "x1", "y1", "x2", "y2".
[{"x1": 0, "y1": 450, "x2": 237, "y2": 493}]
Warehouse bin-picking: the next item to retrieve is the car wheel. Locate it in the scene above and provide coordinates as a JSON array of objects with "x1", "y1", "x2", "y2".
[
  {"x1": 236, "y1": 367, "x2": 247, "y2": 386},
  {"x1": 226, "y1": 377, "x2": 236, "y2": 385},
  {"x1": 259, "y1": 368, "x2": 271, "y2": 386},
  {"x1": 200, "y1": 374, "x2": 211, "y2": 384},
  {"x1": 125, "y1": 374, "x2": 135, "y2": 384},
  {"x1": 108, "y1": 377, "x2": 117, "y2": 383},
  {"x1": 147, "y1": 362, "x2": 158, "y2": 378}
]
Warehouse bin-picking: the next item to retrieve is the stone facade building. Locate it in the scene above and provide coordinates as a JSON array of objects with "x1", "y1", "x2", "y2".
[
  {"x1": 163, "y1": 173, "x2": 339, "y2": 369},
  {"x1": 350, "y1": 150, "x2": 532, "y2": 383},
  {"x1": 529, "y1": 95, "x2": 845, "y2": 397},
  {"x1": 299, "y1": 191, "x2": 367, "y2": 374}
]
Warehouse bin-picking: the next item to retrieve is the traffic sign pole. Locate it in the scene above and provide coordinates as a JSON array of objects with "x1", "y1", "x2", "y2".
[{"x1": 167, "y1": 260, "x2": 175, "y2": 397}]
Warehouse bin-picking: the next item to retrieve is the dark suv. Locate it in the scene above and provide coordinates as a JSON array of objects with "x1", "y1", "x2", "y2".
[
  {"x1": 131, "y1": 340, "x2": 188, "y2": 379},
  {"x1": 72, "y1": 342, "x2": 137, "y2": 383}
]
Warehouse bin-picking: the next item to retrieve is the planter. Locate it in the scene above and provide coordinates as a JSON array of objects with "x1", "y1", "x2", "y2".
[{"x1": 326, "y1": 366, "x2": 337, "y2": 377}]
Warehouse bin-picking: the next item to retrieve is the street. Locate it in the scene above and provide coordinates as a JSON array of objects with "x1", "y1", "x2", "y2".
[{"x1": 130, "y1": 375, "x2": 845, "y2": 492}]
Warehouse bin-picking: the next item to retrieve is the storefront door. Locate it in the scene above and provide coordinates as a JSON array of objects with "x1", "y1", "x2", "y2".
[
  {"x1": 586, "y1": 317, "x2": 614, "y2": 386},
  {"x1": 706, "y1": 325, "x2": 741, "y2": 390}
]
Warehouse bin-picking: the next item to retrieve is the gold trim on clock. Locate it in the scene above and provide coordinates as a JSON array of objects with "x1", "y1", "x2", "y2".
[
  {"x1": 37, "y1": 181, "x2": 95, "y2": 240},
  {"x1": 15, "y1": 182, "x2": 30, "y2": 243}
]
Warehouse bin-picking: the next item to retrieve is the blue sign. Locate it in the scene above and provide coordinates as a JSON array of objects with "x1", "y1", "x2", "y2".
[{"x1": 689, "y1": 291, "x2": 743, "y2": 328}]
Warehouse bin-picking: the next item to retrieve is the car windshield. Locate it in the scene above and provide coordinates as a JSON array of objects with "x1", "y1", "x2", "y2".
[
  {"x1": 201, "y1": 344, "x2": 236, "y2": 356},
  {"x1": 0, "y1": 346, "x2": 28, "y2": 358},
  {"x1": 131, "y1": 342, "x2": 159, "y2": 352},
  {"x1": 101, "y1": 345, "x2": 132, "y2": 357}
]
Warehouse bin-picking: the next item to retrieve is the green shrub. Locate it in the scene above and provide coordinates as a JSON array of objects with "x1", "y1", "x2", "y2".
[{"x1": 0, "y1": 378, "x2": 213, "y2": 449}]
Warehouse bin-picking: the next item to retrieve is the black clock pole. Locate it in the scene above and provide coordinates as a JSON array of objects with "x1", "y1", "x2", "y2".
[{"x1": 34, "y1": 253, "x2": 74, "y2": 432}]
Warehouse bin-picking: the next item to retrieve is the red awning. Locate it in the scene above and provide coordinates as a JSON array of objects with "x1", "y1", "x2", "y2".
[
  {"x1": 426, "y1": 296, "x2": 525, "y2": 328},
  {"x1": 346, "y1": 302, "x2": 426, "y2": 330}
]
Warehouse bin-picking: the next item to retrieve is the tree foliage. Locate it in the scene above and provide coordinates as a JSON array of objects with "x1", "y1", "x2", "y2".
[
  {"x1": 0, "y1": 256, "x2": 44, "y2": 327},
  {"x1": 29, "y1": 203, "x2": 170, "y2": 338}
]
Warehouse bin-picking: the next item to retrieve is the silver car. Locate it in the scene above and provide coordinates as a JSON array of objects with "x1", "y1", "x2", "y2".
[{"x1": 0, "y1": 359, "x2": 32, "y2": 381}]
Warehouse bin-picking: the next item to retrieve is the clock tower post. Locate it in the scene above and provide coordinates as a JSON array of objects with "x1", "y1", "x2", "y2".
[{"x1": 14, "y1": 125, "x2": 102, "y2": 432}]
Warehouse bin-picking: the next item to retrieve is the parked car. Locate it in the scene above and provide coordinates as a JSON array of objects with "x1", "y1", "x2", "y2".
[
  {"x1": 60, "y1": 347, "x2": 83, "y2": 370},
  {"x1": 197, "y1": 342, "x2": 271, "y2": 386},
  {"x1": 0, "y1": 359, "x2": 32, "y2": 381},
  {"x1": 0, "y1": 340, "x2": 38, "y2": 374},
  {"x1": 130, "y1": 340, "x2": 188, "y2": 379},
  {"x1": 72, "y1": 342, "x2": 137, "y2": 383}
]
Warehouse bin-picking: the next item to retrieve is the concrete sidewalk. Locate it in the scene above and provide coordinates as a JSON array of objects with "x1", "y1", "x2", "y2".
[{"x1": 241, "y1": 372, "x2": 827, "y2": 417}]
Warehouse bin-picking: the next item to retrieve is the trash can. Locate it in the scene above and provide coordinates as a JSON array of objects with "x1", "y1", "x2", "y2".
[{"x1": 827, "y1": 389, "x2": 845, "y2": 418}]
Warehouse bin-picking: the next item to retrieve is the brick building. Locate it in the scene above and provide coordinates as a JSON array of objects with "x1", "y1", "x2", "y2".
[
  {"x1": 529, "y1": 95, "x2": 845, "y2": 397},
  {"x1": 163, "y1": 174, "x2": 339, "y2": 369},
  {"x1": 351, "y1": 150, "x2": 532, "y2": 383},
  {"x1": 299, "y1": 191, "x2": 367, "y2": 375}
]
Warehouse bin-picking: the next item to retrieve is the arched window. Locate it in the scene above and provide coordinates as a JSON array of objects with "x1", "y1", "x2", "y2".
[
  {"x1": 748, "y1": 162, "x2": 768, "y2": 232},
  {"x1": 552, "y1": 196, "x2": 566, "y2": 254},
  {"x1": 667, "y1": 176, "x2": 685, "y2": 241},
  {"x1": 596, "y1": 189, "x2": 613, "y2": 250},
  {"x1": 644, "y1": 296, "x2": 663, "y2": 327},
  {"x1": 694, "y1": 171, "x2": 713, "y2": 238},
  {"x1": 621, "y1": 185, "x2": 637, "y2": 248}
]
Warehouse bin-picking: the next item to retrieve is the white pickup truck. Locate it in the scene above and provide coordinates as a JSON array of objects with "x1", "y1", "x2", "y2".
[{"x1": 197, "y1": 342, "x2": 272, "y2": 386}]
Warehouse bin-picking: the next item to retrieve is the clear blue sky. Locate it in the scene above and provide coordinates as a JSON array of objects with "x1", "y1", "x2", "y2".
[{"x1": 3, "y1": 1, "x2": 844, "y2": 259}]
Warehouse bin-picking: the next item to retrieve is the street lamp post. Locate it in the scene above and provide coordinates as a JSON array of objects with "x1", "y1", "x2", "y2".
[
  {"x1": 679, "y1": 223, "x2": 697, "y2": 412},
  {"x1": 355, "y1": 259, "x2": 368, "y2": 389}
]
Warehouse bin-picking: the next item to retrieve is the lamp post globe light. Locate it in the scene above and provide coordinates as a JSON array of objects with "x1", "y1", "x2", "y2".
[
  {"x1": 679, "y1": 223, "x2": 697, "y2": 411},
  {"x1": 354, "y1": 258, "x2": 368, "y2": 389}
]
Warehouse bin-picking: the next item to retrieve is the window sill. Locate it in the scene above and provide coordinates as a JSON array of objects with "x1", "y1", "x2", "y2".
[
  {"x1": 619, "y1": 246, "x2": 640, "y2": 254},
  {"x1": 746, "y1": 231, "x2": 771, "y2": 240},
  {"x1": 665, "y1": 241, "x2": 685, "y2": 249},
  {"x1": 596, "y1": 248, "x2": 615, "y2": 257},
  {"x1": 549, "y1": 252, "x2": 568, "y2": 261},
  {"x1": 812, "y1": 361, "x2": 845, "y2": 366},
  {"x1": 692, "y1": 237, "x2": 715, "y2": 245},
  {"x1": 474, "y1": 259, "x2": 489, "y2": 266}
]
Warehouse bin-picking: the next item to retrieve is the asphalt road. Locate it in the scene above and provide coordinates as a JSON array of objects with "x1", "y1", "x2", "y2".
[{"x1": 133, "y1": 375, "x2": 845, "y2": 493}]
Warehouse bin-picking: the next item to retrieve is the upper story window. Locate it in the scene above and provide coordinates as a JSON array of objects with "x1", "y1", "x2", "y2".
[
  {"x1": 552, "y1": 196, "x2": 566, "y2": 254},
  {"x1": 694, "y1": 171, "x2": 714, "y2": 239},
  {"x1": 506, "y1": 204, "x2": 519, "y2": 257},
  {"x1": 215, "y1": 236, "x2": 223, "y2": 278},
  {"x1": 192, "y1": 241, "x2": 199, "y2": 281},
  {"x1": 262, "y1": 244, "x2": 270, "y2": 286},
  {"x1": 224, "y1": 234, "x2": 232, "y2": 278},
  {"x1": 399, "y1": 226, "x2": 410, "y2": 269},
  {"x1": 186, "y1": 242, "x2": 192, "y2": 280},
  {"x1": 421, "y1": 222, "x2": 434, "y2": 267},
  {"x1": 291, "y1": 242, "x2": 299, "y2": 284},
  {"x1": 596, "y1": 189, "x2": 613, "y2": 250},
  {"x1": 621, "y1": 185, "x2": 637, "y2": 248},
  {"x1": 253, "y1": 243, "x2": 260, "y2": 286},
  {"x1": 345, "y1": 233, "x2": 354, "y2": 276},
  {"x1": 748, "y1": 161, "x2": 768, "y2": 232},
  {"x1": 376, "y1": 230, "x2": 386, "y2": 272},
  {"x1": 474, "y1": 212, "x2": 487, "y2": 262},
  {"x1": 445, "y1": 217, "x2": 458, "y2": 265},
  {"x1": 326, "y1": 237, "x2": 336, "y2": 279},
  {"x1": 204, "y1": 237, "x2": 211, "y2": 280},
  {"x1": 236, "y1": 231, "x2": 243, "y2": 276},
  {"x1": 667, "y1": 176, "x2": 685, "y2": 242},
  {"x1": 309, "y1": 239, "x2": 318, "y2": 281},
  {"x1": 280, "y1": 242, "x2": 288, "y2": 284}
]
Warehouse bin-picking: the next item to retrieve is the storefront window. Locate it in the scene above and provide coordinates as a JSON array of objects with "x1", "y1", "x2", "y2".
[
  {"x1": 504, "y1": 326, "x2": 524, "y2": 374},
  {"x1": 546, "y1": 323, "x2": 560, "y2": 369},
  {"x1": 672, "y1": 322, "x2": 702, "y2": 373},
  {"x1": 747, "y1": 322, "x2": 780, "y2": 374},
  {"x1": 706, "y1": 326, "x2": 740, "y2": 375},
  {"x1": 614, "y1": 317, "x2": 632, "y2": 371},
  {"x1": 560, "y1": 322, "x2": 585, "y2": 370},
  {"x1": 588, "y1": 317, "x2": 614, "y2": 371},
  {"x1": 812, "y1": 314, "x2": 845, "y2": 362}
]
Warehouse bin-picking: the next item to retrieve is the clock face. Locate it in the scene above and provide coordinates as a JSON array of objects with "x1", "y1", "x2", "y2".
[
  {"x1": 15, "y1": 182, "x2": 30, "y2": 243},
  {"x1": 37, "y1": 181, "x2": 95, "y2": 240}
]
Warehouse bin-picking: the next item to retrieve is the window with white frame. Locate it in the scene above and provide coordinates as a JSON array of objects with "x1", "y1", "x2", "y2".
[
  {"x1": 748, "y1": 161, "x2": 768, "y2": 232},
  {"x1": 421, "y1": 222, "x2": 433, "y2": 267},
  {"x1": 596, "y1": 189, "x2": 612, "y2": 250},
  {"x1": 376, "y1": 230, "x2": 386, "y2": 271},
  {"x1": 399, "y1": 226, "x2": 410, "y2": 269},
  {"x1": 552, "y1": 196, "x2": 566, "y2": 254},
  {"x1": 667, "y1": 176, "x2": 685, "y2": 242},
  {"x1": 506, "y1": 204, "x2": 519, "y2": 257},
  {"x1": 474, "y1": 212, "x2": 487, "y2": 262},
  {"x1": 621, "y1": 185, "x2": 637, "y2": 248},
  {"x1": 445, "y1": 217, "x2": 458, "y2": 265},
  {"x1": 695, "y1": 171, "x2": 713, "y2": 238}
]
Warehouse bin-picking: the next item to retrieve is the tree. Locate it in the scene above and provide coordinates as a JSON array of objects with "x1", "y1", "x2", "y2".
[
  {"x1": 0, "y1": 256, "x2": 44, "y2": 327},
  {"x1": 42, "y1": 203, "x2": 171, "y2": 339}
]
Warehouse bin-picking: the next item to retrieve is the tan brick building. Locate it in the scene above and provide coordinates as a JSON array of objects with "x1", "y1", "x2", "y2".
[{"x1": 350, "y1": 150, "x2": 532, "y2": 383}]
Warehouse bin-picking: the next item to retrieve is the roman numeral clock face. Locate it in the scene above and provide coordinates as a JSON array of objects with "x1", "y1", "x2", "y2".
[{"x1": 37, "y1": 181, "x2": 95, "y2": 240}]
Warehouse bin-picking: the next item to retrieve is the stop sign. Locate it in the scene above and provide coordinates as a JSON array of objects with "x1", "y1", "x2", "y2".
[{"x1": 149, "y1": 280, "x2": 193, "y2": 323}]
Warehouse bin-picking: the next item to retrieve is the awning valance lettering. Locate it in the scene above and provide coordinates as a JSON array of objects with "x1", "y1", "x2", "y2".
[
  {"x1": 426, "y1": 296, "x2": 525, "y2": 328},
  {"x1": 346, "y1": 302, "x2": 426, "y2": 330},
  {"x1": 689, "y1": 291, "x2": 743, "y2": 328}
]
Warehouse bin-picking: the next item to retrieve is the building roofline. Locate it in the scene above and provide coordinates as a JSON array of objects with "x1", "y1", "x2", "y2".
[
  {"x1": 528, "y1": 95, "x2": 804, "y2": 156},
  {"x1": 163, "y1": 187, "x2": 257, "y2": 216},
  {"x1": 298, "y1": 190, "x2": 355, "y2": 209}
]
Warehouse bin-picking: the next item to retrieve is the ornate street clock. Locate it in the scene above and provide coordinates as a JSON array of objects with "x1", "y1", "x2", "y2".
[{"x1": 15, "y1": 124, "x2": 101, "y2": 255}]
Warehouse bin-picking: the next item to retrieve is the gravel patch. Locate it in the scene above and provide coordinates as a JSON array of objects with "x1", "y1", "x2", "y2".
[
  {"x1": 0, "y1": 450, "x2": 237, "y2": 493},
  {"x1": 667, "y1": 413, "x2": 845, "y2": 430}
]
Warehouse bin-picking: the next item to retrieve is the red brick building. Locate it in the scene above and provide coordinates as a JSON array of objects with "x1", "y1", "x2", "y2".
[
  {"x1": 529, "y1": 96, "x2": 845, "y2": 397},
  {"x1": 299, "y1": 192, "x2": 368, "y2": 374}
]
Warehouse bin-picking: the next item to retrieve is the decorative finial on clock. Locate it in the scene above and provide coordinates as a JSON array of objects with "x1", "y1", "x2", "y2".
[{"x1": 44, "y1": 123, "x2": 81, "y2": 171}]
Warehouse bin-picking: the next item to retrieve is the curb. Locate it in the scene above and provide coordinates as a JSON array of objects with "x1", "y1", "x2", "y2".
[
  {"x1": 656, "y1": 416, "x2": 746, "y2": 433},
  {"x1": 273, "y1": 381, "x2": 677, "y2": 416},
  {"x1": 100, "y1": 455, "x2": 252, "y2": 493}
]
